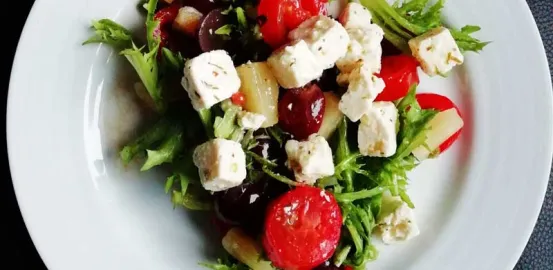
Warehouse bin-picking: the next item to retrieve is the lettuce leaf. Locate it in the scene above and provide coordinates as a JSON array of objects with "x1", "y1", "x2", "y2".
[
  {"x1": 119, "y1": 118, "x2": 172, "y2": 165},
  {"x1": 361, "y1": 0, "x2": 489, "y2": 53},
  {"x1": 82, "y1": 19, "x2": 133, "y2": 48},
  {"x1": 121, "y1": 43, "x2": 164, "y2": 112},
  {"x1": 83, "y1": 0, "x2": 166, "y2": 112},
  {"x1": 141, "y1": 124, "x2": 184, "y2": 171}
]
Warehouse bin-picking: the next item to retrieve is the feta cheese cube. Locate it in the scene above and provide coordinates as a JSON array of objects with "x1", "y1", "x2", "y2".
[
  {"x1": 267, "y1": 40, "x2": 324, "y2": 89},
  {"x1": 285, "y1": 134, "x2": 335, "y2": 185},
  {"x1": 338, "y1": 63, "x2": 386, "y2": 122},
  {"x1": 336, "y1": 25, "x2": 384, "y2": 74},
  {"x1": 339, "y1": 2, "x2": 373, "y2": 29},
  {"x1": 341, "y1": 62, "x2": 386, "y2": 98},
  {"x1": 193, "y1": 138, "x2": 247, "y2": 192},
  {"x1": 181, "y1": 50, "x2": 241, "y2": 111},
  {"x1": 408, "y1": 27, "x2": 464, "y2": 76},
  {"x1": 288, "y1": 15, "x2": 350, "y2": 70},
  {"x1": 237, "y1": 111, "x2": 266, "y2": 131},
  {"x1": 338, "y1": 91, "x2": 372, "y2": 123},
  {"x1": 376, "y1": 194, "x2": 420, "y2": 244},
  {"x1": 358, "y1": 102, "x2": 398, "y2": 157}
]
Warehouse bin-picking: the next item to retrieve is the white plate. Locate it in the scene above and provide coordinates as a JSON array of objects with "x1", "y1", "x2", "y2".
[{"x1": 7, "y1": 0, "x2": 553, "y2": 269}]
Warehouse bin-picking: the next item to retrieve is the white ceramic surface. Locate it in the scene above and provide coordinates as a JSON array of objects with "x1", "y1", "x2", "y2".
[{"x1": 7, "y1": 0, "x2": 553, "y2": 269}]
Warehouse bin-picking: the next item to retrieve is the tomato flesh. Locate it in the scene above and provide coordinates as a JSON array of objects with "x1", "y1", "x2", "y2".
[
  {"x1": 263, "y1": 186, "x2": 342, "y2": 270},
  {"x1": 230, "y1": 92, "x2": 246, "y2": 107},
  {"x1": 375, "y1": 55, "x2": 420, "y2": 102},
  {"x1": 258, "y1": 0, "x2": 328, "y2": 48},
  {"x1": 153, "y1": 3, "x2": 181, "y2": 49},
  {"x1": 416, "y1": 93, "x2": 463, "y2": 153}
]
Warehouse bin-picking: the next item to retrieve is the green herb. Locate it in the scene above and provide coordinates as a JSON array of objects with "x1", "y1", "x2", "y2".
[
  {"x1": 162, "y1": 47, "x2": 185, "y2": 71},
  {"x1": 247, "y1": 151, "x2": 278, "y2": 168},
  {"x1": 215, "y1": 24, "x2": 234, "y2": 36},
  {"x1": 335, "y1": 118, "x2": 354, "y2": 192},
  {"x1": 141, "y1": 126, "x2": 184, "y2": 171},
  {"x1": 262, "y1": 167, "x2": 300, "y2": 186},
  {"x1": 198, "y1": 109, "x2": 214, "y2": 139},
  {"x1": 82, "y1": 19, "x2": 132, "y2": 48},
  {"x1": 119, "y1": 118, "x2": 172, "y2": 165},
  {"x1": 200, "y1": 253, "x2": 251, "y2": 270},
  {"x1": 213, "y1": 105, "x2": 241, "y2": 139},
  {"x1": 83, "y1": 0, "x2": 165, "y2": 112},
  {"x1": 334, "y1": 187, "x2": 389, "y2": 203},
  {"x1": 145, "y1": 0, "x2": 160, "y2": 50},
  {"x1": 235, "y1": 7, "x2": 247, "y2": 29},
  {"x1": 360, "y1": 0, "x2": 489, "y2": 53},
  {"x1": 121, "y1": 43, "x2": 165, "y2": 112}
]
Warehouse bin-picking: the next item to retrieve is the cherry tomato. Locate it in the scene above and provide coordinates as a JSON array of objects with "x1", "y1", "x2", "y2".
[
  {"x1": 257, "y1": 0, "x2": 328, "y2": 48},
  {"x1": 153, "y1": 3, "x2": 181, "y2": 49},
  {"x1": 230, "y1": 92, "x2": 246, "y2": 107},
  {"x1": 416, "y1": 93, "x2": 463, "y2": 153},
  {"x1": 278, "y1": 84, "x2": 326, "y2": 140},
  {"x1": 263, "y1": 186, "x2": 342, "y2": 270},
  {"x1": 375, "y1": 55, "x2": 420, "y2": 102}
]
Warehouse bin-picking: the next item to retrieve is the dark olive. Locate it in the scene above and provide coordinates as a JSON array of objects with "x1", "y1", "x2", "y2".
[
  {"x1": 214, "y1": 177, "x2": 290, "y2": 235},
  {"x1": 198, "y1": 8, "x2": 230, "y2": 52}
]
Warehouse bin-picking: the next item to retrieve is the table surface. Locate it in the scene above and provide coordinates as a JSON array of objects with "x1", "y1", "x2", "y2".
[{"x1": 4, "y1": 0, "x2": 553, "y2": 269}]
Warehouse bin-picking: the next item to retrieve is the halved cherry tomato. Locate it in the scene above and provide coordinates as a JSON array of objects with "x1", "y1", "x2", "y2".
[
  {"x1": 230, "y1": 92, "x2": 246, "y2": 107},
  {"x1": 416, "y1": 93, "x2": 463, "y2": 153},
  {"x1": 375, "y1": 55, "x2": 420, "y2": 102},
  {"x1": 257, "y1": 0, "x2": 328, "y2": 48},
  {"x1": 263, "y1": 186, "x2": 342, "y2": 270}
]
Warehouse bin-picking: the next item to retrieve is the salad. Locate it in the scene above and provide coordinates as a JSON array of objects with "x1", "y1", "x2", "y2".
[{"x1": 83, "y1": 0, "x2": 488, "y2": 269}]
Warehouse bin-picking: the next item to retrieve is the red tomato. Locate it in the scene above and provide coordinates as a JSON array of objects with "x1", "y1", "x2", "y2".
[
  {"x1": 375, "y1": 55, "x2": 420, "y2": 102},
  {"x1": 257, "y1": 0, "x2": 328, "y2": 48},
  {"x1": 230, "y1": 92, "x2": 246, "y2": 107},
  {"x1": 153, "y1": 3, "x2": 181, "y2": 49},
  {"x1": 416, "y1": 93, "x2": 463, "y2": 153},
  {"x1": 263, "y1": 186, "x2": 342, "y2": 270}
]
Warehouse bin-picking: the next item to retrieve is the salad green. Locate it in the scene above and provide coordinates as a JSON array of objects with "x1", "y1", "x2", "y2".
[{"x1": 83, "y1": 0, "x2": 487, "y2": 269}]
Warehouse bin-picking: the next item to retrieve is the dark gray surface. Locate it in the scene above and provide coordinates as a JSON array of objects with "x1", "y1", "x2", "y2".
[{"x1": 515, "y1": 1, "x2": 553, "y2": 269}]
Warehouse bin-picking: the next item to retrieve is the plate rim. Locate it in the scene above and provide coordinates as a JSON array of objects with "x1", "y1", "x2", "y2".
[{"x1": 7, "y1": 0, "x2": 553, "y2": 269}]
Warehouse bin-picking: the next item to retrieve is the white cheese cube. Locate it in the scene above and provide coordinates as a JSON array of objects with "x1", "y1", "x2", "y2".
[
  {"x1": 376, "y1": 194, "x2": 420, "y2": 244},
  {"x1": 192, "y1": 138, "x2": 247, "y2": 192},
  {"x1": 267, "y1": 40, "x2": 324, "y2": 89},
  {"x1": 237, "y1": 111, "x2": 266, "y2": 131},
  {"x1": 342, "y1": 62, "x2": 386, "y2": 99},
  {"x1": 412, "y1": 108, "x2": 464, "y2": 160},
  {"x1": 336, "y1": 25, "x2": 384, "y2": 74},
  {"x1": 288, "y1": 15, "x2": 350, "y2": 70},
  {"x1": 339, "y1": 2, "x2": 373, "y2": 29},
  {"x1": 338, "y1": 63, "x2": 386, "y2": 122},
  {"x1": 338, "y1": 91, "x2": 372, "y2": 123},
  {"x1": 285, "y1": 134, "x2": 335, "y2": 185},
  {"x1": 408, "y1": 27, "x2": 464, "y2": 76},
  {"x1": 181, "y1": 50, "x2": 241, "y2": 111},
  {"x1": 358, "y1": 102, "x2": 398, "y2": 157}
]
